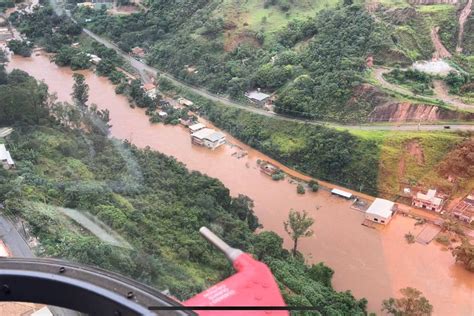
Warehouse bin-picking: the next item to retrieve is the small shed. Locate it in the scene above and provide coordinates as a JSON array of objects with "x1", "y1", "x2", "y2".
[{"x1": 365, "y1": 198, "x2": 395, "y2": 225}]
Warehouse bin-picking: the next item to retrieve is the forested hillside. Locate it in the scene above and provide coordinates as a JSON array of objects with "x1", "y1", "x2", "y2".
[
  {"x1": 74, "y1": 1, "x2": 395, "y2": 122},
  {"x1": 0, "y1": 66, "x2": 368, "y2": 313},
  {"x1": 74, "y1": 0, "x2": 473, "y2": 122}
]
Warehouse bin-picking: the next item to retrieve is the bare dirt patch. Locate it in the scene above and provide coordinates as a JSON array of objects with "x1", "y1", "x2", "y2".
[
  {"x1": 406, "y1": 140, "x2": 425, "y2": 165},
  {"x1": 224, "y1": 31, "x2": 261, "y2": 52}
]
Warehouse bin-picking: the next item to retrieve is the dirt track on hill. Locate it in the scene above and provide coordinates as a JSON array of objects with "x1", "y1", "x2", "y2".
[{"x1": 456, "y1": 0, "x2": 473, "y2": 52}]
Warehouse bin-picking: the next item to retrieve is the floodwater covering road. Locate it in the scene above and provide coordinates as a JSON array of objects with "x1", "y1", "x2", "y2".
[{"x1": 7, "y1": 53, "x2": 474, "y2": 315}]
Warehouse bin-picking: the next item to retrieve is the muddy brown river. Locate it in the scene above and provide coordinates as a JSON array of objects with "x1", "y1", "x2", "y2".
[{"x1": 7, "y1": 54, "x2": 473, "y2": 315}]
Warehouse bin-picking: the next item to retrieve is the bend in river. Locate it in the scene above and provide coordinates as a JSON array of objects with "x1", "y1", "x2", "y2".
[{"x1": 7, "y1": 53, "x2": 474, "y2": 315}]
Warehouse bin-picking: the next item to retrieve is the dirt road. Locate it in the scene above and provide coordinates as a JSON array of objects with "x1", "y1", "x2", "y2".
[
  {"x1": 431, "y1": 26, "x2": 452, "y2": 59},
  {"x1": 456, "y1": 0, "x2": 473, "y2": 52},
  {"x1": 374, "y1": 67, "x2": 474, "y2": 111}
]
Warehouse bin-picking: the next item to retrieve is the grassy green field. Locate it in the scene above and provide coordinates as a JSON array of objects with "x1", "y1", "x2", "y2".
[{"x1": 214, "y1": 0, "x2": 339, "y2": 37}]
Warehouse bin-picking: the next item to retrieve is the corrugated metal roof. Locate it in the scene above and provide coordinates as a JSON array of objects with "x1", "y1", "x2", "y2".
[
  {"x1": 366, "y1": 198, "x2": 394, "y2": 219},
  {"x1": 189, "y1": 123, "x2": 206, "y2": 132},
  {"x1": 192, "y1": 128, "x2": 225, "y2": 142},
  {"x1": 331, "y1": 188, "x2": 353, "y2": 199},
  {"x1": 206, "y1": 131, "x2": 225, "y2": 142},
  {"x1": 246, "y1": 91, "x2": 270, "y2": 101}
]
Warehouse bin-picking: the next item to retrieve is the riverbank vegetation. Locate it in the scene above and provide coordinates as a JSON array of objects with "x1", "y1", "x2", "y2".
[
  {"x1": 195, "y1": 94, "x2": 381, "y2": 195},
  {"x1": 382, "y1": 287, "x2": 433, "y2": 315},
  {"x1": 0, "y1": 67, "x2": 368, "y2": 313}
]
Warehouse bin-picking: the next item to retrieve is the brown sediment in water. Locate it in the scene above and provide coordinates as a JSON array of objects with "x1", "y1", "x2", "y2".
[{"x1": 7, "y1": 53, "x2": 473, "y2": 315}]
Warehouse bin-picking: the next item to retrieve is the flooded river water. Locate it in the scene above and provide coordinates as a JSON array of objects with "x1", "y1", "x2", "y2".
[{"x1": 7, "y1": 53, "x2": 473, "y2": 315}]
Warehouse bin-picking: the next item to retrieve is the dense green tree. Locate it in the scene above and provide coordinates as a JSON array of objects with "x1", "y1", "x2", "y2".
[
  {"x1": 72, "y1": 73, "x2": 89, "y2": 108},
  {"x1": 382, "y1": 287, "x2": 433, "y2": 316},
  {"x1": 7, "y1": 39, "x2": 32, "y2": 57},
  {"x1": 0, "y1": 70, "x2": 49, "y2": 125},
  {"x1": 284, "y1": 209, "x2": 314, "y2": 256},
  {"x1": 96, "y1": 59, "x2": 115, "y2": 76},
  {"x1": 452, "y1": 240, "x2": 474, "y2": 272},
  {"x1": 252, "y1": 231, "x2": 286, "y2": 260},
  {"x1": 308, "y1": 262, "x2": 334, "y2": 288}
]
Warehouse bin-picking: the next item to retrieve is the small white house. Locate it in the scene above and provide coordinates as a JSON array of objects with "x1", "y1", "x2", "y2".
[
  {"x1": 0, "y1": 144, "x2": 15, "y2": 169},
  {"x1": 191, "y1": 128, "x2": 226, "y2": 150},
  {"x1": 188, "y1": 123, "x2": 206, "y2": 133},
  {"x1": 365, "y1": 198, "x2": 395, "y2": 225}
]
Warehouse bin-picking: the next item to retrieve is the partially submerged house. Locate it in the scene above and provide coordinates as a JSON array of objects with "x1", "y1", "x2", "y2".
[
  {"x1": 0, "y1": 144, "x2": 15, "y2": 169},
  {"x1": 191, "y1": 128, "x2": 226, "y2": 150},
  {"x1": 452, "y1": 193, "x2": 474, "y2": 224},
  {"x1": 245, "y1": 90, "x2": 271, "y2": 106},
  {"x1": 188, "y1": 123, "x2": 206, "y2": 133},
  {"x1": 260, "y1": 162, "x2": 278, "y2": 176},
  {"x1": 365, "y1": 198, "x2": 396, "y2": 225},
  {"x1": 143, "y1": 83, "x2": 157, "y2": 99},
  {"x1": 412, "y1": 189, "x2": 444, "y2": 212}
]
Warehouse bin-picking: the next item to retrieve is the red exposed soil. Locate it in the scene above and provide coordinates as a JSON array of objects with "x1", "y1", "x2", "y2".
[
  {"x1": 398, "y1": 140, "x2": 425, "y2": 183},
  {"x1": 407, "y1": 140, "x2": 426, "y2": 165},
  {"x1": 438, "y1": 139, "x2": 474, "y2": 181},
  {"x1": 431, "y1": 26, "x2": 452, "y2": 59},
  {"x1": 224, "y1": 31, "x2": 261, "y2": 52},
  {"x1": 456, "y1": 0, "x2": 473, "y2": 52}
]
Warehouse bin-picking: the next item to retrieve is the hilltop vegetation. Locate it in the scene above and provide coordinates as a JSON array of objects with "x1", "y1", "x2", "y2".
[
  {"x1": 74, "y1": 1, "x2": 396, "y2": 122},
  {"x1": 73, "y1": 0, "x2": 473, "y2": 122},
  {"x1": 0, "y1": 67, "x2": 368, "y2": 313}
]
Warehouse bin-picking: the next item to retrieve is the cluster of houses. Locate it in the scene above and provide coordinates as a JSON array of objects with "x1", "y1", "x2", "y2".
[
  {"x1": 0, "y1": 144, "x2": 14, "y2": 170},
  {"x1": 188, "y1": 123, "x2": 225, "y2": 150},
  {"x1": 361, "y1": 188, "x2": 473, "y2": 226}
]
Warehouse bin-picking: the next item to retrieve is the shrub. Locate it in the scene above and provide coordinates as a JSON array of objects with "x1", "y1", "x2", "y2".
[
  {"x1": 296, "y1": 184, "x2": 305, "y2": 194},
  {"x1": 309, "y1": 180, "x2": 319, "y2": 192},
  {"x1": 435, "y1": 235, "x2": 450, "y2": 246},
  {"x1": 272, "y1": 172, "x2": 285, "y2": 181},
  {"x1": 404, "y1": 232, "x2": 415, "y2": 244}
]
